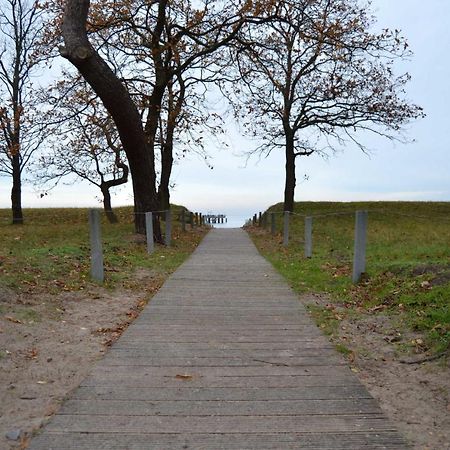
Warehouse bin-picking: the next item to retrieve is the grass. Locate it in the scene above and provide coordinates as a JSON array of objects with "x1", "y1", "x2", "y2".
[
  {"x1": 0, "y1": 205, "x2": 207, "y2": 296},
  {"x1": 249, "y1": 201, "x2": 450, "y2": 355}
]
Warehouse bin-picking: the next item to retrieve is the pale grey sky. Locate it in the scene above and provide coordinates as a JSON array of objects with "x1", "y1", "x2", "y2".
[{"x1": 1, "y1": 0, "x2": 448, "y2": 226}]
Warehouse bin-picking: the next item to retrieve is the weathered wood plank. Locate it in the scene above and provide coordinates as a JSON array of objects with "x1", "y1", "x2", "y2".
[
  {"x1": 45, "y1": 414, "x2": 397, "y2": 434},
  {"x1": 112, "y1": 341, "x2": 335, "y2": 350},
  {"x1": 58, "y1": 398, "x2": 383, "y2": 416},
  {"x1": 72, "y1": 385, "x2": 372, "y2": 401},
  {"x1": 80, "y1": 374, "x2": 355, "y2": 389},
  {"x1": 88, "y1": 365, "x2": 347, "y2": 377},
  {"x1": 100, "y1": 356, "x2": 347, "y2": 368},
  {"x1": 103, "y1": 347, "x2": 341, "y2": 359},
  {"x1": 28, "y1": 431, "x2": 409, "y2": 450}
]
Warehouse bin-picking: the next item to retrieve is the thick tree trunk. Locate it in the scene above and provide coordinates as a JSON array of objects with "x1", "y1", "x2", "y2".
[
  {"x1": 11, "y1": 154, "x2": 23, "y2": 224},
  {"x1": 157, "y1": 77, "x2": 183, "y2": 213},
  {"x1": 283, "y1": 135, "x2": 296, "y2": 213},
  {"x1": 61, "y1": 0, "x2": 158, "y2": 236}
]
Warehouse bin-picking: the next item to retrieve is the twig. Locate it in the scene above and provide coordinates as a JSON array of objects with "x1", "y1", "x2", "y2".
[
  {"x1": 253, "y1": 358, "x2": 290, "y2": 367},
  {"x1": 399, "y1": 350, "x2": 449, "y2": 365}
]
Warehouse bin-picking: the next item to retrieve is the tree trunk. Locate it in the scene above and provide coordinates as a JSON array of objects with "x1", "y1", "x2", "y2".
[
  {"x1": 61, "y1": 0, "x2": 158, "y2": 236},
  {"x1": 157, "y1": 140, "x2": 174, "y2": 212},
  {"x1": 101, "y1": 186, "x2": 118, "y2": 224},
  {"x1": 283, "y1": 134, "x2": 296, "y2": 213},
  {"x1": 11, "y1": 153, "x2": 23, "y2": 224}
]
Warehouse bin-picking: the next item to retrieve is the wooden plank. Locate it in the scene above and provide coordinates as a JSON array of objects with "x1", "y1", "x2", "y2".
[
  {"x1": 58, "y1": 398, "x2": 383, "y2": 416},
  {"x1": 112, "y1": 341, "x2": 335, "y2": 350},
  {"x1": 72, "y1": 385, "x2": 372, "y2": 401},
  {"x1": 45, "y1": 414, "x2": 397, "y2": 434},
  {"x1": 28, "y1": 431, "x2": 409, "y2": 450},
  {"x1": 100, "y1": 356, "x2": 347, "y2": 368},
  {"x1": 88, "y1": 364, "x2": 349, "y2": 377},
  {"x1": 103, "y1": 347, "x2": 340, "y2": 359},
  {"x1": 80, "y1": 374, "x2": 356, "y2": 389}
]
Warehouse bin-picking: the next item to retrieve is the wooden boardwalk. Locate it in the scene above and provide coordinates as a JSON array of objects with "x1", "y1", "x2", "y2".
[{"x1": 29, "y1": 229, "x2": 409, "y2": 449}]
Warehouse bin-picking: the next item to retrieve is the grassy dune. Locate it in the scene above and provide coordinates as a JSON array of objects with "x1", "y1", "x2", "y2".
[
  {"x1": 250, "y1": 202, "x2": 450, "y2": 354},
  {"x1": 0, "y1": 205, "x2": 205, "y2": 295}
]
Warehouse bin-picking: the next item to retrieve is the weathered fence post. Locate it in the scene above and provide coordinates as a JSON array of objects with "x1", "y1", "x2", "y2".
[
  {"x1": 145, "y1": 212, "x2": 154, "y2": 254},
  {"x1": 165, "y1": 209, "x2": 172, "y2": 247},
  {"x1": 271, "y1": 213, "x2": 276, "y2": 235},
  {"x1": 258, "y1": 211, "x2": 262, "y2": 226},
  {"x1": 88, "y1": 209, "x2": 104, "y2": 283},
  {"x1": 352, "y1": 210, "x2": 368, "y2": 283},
  {"x1": 181, "y1": 209, "x2": 186, "y2": 232},
  {"x1": 190, "y1": 212, "x2": 194, "y2": 229},
  {"x1": 199, "y1": 213, "x2": 203, "y2": 226},
  {"x1": 283, "y1": 211, "x2": 290, "y2": 247},
  {"x1": 304, "y1": 216, "x2": 313, "y2": 258}
]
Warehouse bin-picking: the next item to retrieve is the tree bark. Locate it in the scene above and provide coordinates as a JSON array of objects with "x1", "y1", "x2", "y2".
[
  {"x1": 61, "y1": 0, "x2": 158, "y2": 236},
  {"x1": 157, "y1": 134, "x2": 174, "y2": 212},
  {"x1": 283, "y1": 133, "x2": 296, "y2": 213},
  {"x1": 11, "y1": 154, "x2": 23, "y2": 224},
  {"x1": 157, "y1": 155, "x2": 172, "y2": 212},
  {"x1": 101, "y1": 186, "x2": 118, "y2": 224}
]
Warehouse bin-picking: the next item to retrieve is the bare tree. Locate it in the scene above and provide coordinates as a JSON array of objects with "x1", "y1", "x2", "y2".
[
  {"x1": 39, "y1": 77, "x2": 129, "y2": 223},
  {"x1": 227, "y1": 0, "x2": 424, "y2": 211},
  {"x1": 0, "y1": 0, "x2": 45, "y2": 224},
  {"x1": 59, "y1": 0, "x2": 277, "y2": 234}
]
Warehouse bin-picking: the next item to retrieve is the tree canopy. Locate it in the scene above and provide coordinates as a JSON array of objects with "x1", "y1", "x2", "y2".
[{"x1": 225, "y1": 0, "x2": 424, "y2": 211}]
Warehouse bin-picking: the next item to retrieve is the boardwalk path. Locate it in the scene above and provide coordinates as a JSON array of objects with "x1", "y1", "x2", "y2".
[{"x1": 29, "y1": 229, "x2": 408, "y2": 449}]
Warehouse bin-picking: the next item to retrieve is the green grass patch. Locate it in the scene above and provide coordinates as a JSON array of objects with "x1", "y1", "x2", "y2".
[
  {"x1": 335, "y1": 343, "x2": 353, "y2": 357},
  {"x1": 306, "y1": 304, "x2": 339, "y2": 336},
  {"x1": 0, "y1": 205, "x2": 207, "y2": 295},
  {"x1": 250, "y1": 201, "x2": 450, "y2": 354},
  {"x1": 14, "y1": 308, "x2": 42, "y2": 323}
]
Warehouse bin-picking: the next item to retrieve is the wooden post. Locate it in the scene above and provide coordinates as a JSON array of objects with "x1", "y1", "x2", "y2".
[
  {"x1": 352, "y1": 211, "x2": 368, "y2": 283},
  {"x1": 145, "y1": 212, "x2": 154, "y2": 254},
  {"x1": 195, "y1": 212, "x2": 199, "y2": 226},
  {"x1": 88, "y1": 209, "x2": 104, "y2": 283},
  {"x1": 253, "y1": 214, "x2": 257, "y2": 226},
  {"x1": 181, "y1": 209, "x2": 186, "y2": 232},
  {"x1": 258, "y1": 211, "x2": 262, "y2": 226},
  {"x1": 283, "y1": 211, "x2": 290, "y2": 247},
  {"x1": 199, "y1": 213, "x2": 203, "y2": 226},
  {"x1": 304, "y1": 216, "x2": 313, "y2": 258},
  {"x1": 190, "y1": 212, "x2": 194, "y2": 229},
  {"x1": 165, "y1": 210, "x2": 172, "y2": 247},
  {"x1": 271, "y1": 213, "x2": 276, "y2": 235}
]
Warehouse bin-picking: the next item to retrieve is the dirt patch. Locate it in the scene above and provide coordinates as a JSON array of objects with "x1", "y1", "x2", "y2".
[
  {"x1": 0, "y1": 278, "x2": 154, "y2": 449},
  {"x1": 302, "y1": 293, "x2": 450, "y2": 450}
]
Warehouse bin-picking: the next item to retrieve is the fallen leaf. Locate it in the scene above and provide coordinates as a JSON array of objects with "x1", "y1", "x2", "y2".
[
  {"x1": 175, "y1": 374, "x2": 193, "y2": 380},
  {"x1": 37, "y1": 380, "x2": 47, "y2": 385},
  {"x1": 25, "y1": 348, "x2": 38, "y2": 359},
  {"x1": 5, "y1": 316, "x2": 22, "y2": 324}
]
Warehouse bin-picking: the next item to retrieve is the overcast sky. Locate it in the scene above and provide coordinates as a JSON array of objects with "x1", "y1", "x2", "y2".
[{"x1": 1, "y1": 0, "x2": 449, "y2": 226}]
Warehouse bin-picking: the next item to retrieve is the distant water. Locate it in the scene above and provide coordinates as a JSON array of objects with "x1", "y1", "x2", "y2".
[{"x1": 208, "y1": 216, "x2": 247, "y2": 229}]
